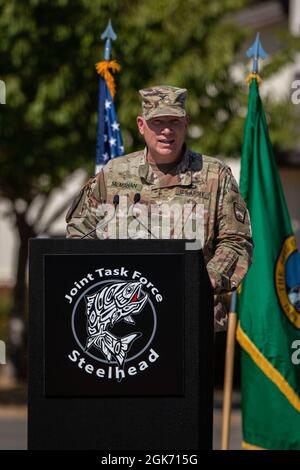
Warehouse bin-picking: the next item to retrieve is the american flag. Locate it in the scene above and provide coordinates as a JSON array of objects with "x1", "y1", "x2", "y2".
[{"x1": 95, "y1": 77, "x2": 124, "y2": 174}]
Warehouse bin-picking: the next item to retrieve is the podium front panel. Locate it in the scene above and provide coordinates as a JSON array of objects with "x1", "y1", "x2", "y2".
[{"x1": 29, "y1": 239, "x2": 213, "y2": 450}]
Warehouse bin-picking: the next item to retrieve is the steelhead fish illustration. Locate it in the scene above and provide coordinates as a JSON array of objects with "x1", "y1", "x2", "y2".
[{"x1": 84, "y1": 282, "x2": 147, "y2": 366}]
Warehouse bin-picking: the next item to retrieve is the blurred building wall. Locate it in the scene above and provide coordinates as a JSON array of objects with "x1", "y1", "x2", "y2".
[
  {"x1": 226, "y1": 159, "x2": 300, "y2": 248},
  {"x1": 0, "y1": 170, "x2": 86, "y2": 286},
  {"x1": 0, "y1": 201, "x2": 17, "y2": 285}
]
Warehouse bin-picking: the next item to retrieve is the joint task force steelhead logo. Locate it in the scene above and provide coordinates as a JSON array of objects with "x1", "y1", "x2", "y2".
[
  {"x1": 71, "y1": 279, "x2": 157, "y2": 382},
  {"x1": 63, "y1": 266, "x2": 167, "y2": 386},
  {"x1": 275, "y1": 236, "x2": 300, "y2": 329},
  {"x1": 45, "y1": 256, "x2": 184, "y2": 396}
]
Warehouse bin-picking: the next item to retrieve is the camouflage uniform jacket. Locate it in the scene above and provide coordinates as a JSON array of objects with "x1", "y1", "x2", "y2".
[{"x1": 66, "y1": 147, "x2": 253, "y2": 296}]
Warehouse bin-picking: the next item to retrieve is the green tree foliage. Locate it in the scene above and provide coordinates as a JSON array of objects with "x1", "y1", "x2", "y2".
[
  {"x1": 1, "y1": 0, "x2": 299, "y2": 201},
  {"x1": 0, "y1": 0, "x2": 299, "y2": 377},
  {"x1": 116, "y1": 0, "x2": 250, "y2": 156}
]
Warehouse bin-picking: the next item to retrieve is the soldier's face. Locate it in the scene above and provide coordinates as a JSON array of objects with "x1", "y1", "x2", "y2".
[{"x1": 137, "y1": 115, "x2": 188, "y2": 162}]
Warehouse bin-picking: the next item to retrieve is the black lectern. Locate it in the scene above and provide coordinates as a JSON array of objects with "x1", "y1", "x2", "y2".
[{"x1": 28, "y1": 239, "x2": 213, "y2": 450}]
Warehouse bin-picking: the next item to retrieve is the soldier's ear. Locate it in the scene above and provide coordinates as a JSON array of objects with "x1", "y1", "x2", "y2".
[{"x1": 137, "y1": 116, "x2": 146, "y2": 136}]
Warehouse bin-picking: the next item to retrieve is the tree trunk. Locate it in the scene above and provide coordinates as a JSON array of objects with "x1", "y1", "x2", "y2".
[{"x1": 9, "y1": 211, "x2": 35, "y2": 381}]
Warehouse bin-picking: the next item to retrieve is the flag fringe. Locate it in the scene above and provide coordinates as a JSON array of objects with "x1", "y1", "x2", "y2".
[
  {"x1": 95, "y1": 60, "x2": 121, "y2": 99},
  {"x1": 236, "y1": 322, "x2": 300, "y2": 413},
  {"x1": 242, "y1": 440, "x2": 265, "y2": 450},
  {"x1": 246, "y1": 72, "x2": 261, "y2": 85}
]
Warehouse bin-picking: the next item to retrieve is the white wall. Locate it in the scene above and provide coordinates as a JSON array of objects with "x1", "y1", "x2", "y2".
[
  {"x1": 0, "y1": 200, "x2": 18, "y2": 284},
  {"x1": 227, "y1": 158, "x2": 300, "y2": 248},
  {"x1": 0, "y1": 169, "x2": 87, "y2": 286},
  {"x1": 279, "y1": 168, "x2": 300, "y2": 247}
]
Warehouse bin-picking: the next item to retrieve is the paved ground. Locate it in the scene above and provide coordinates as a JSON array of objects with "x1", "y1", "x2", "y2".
[
  {"x1": 0, "y1": 406, "x2": 242, "y2": 450},
  {"x1": 0, "y1": 407, "x2": 27, "y2": 450},
  {"x1": 213, "y1": 409, "x2": 242, "y2": 450}
]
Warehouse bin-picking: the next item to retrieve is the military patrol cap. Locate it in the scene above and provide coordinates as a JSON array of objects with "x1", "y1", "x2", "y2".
[{"x1": 139, "y1": 85, "x2": 187, "y2": 120}]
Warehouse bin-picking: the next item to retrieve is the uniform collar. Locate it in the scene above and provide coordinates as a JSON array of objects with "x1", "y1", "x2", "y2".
[{"x1": 138, "y1": 145, "x2": 198, "y2": 188}]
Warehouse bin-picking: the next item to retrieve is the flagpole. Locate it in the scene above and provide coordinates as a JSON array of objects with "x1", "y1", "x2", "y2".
[
  {"x1": 95, "y1": 20, "x2": 116, "y2": 174},
  {"x1": 95, "y1": 19, "x2": 123, "y2": 174},
  {"x1": 221, "y1": 32, "x2": 267, "y2": 450},
  {"x1": 221, "y1": 291, "x2": 237, "y2": 450}
]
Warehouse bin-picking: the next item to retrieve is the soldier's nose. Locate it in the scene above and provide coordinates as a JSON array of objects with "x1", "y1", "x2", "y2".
[{"x1": 161, "y1": 127, "x2": 172, "y2": 134}]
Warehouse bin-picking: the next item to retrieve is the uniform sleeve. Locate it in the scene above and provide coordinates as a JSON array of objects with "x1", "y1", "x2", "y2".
[
  {"x1": 65, "y1": 170, "x2": 106, "y2": 239},
  {"x1": 206, "y1": 165, "x2": 253, "y2": 293}
]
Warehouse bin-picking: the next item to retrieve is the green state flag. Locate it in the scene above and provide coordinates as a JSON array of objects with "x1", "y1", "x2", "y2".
[{"x1": 237, "y1": 78, "x2": 300, "y2": 450}]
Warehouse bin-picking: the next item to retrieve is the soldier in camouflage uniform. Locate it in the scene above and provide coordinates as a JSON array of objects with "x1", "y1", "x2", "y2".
[{"x1": 66, "y1": 85, "x2": 253, "y2": 330}]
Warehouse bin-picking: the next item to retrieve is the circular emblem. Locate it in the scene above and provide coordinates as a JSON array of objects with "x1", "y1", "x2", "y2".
[
  {"x1": 275, "y1": 236, "x2": 300, "y2": 329},
  {"x1": 71, "y1": 279, "x2": 157, "y2": 366}
]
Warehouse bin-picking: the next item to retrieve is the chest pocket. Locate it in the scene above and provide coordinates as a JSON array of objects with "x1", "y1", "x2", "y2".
[{"x1": 173, "y1": 187, "x2": 212, "y2": 240}]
